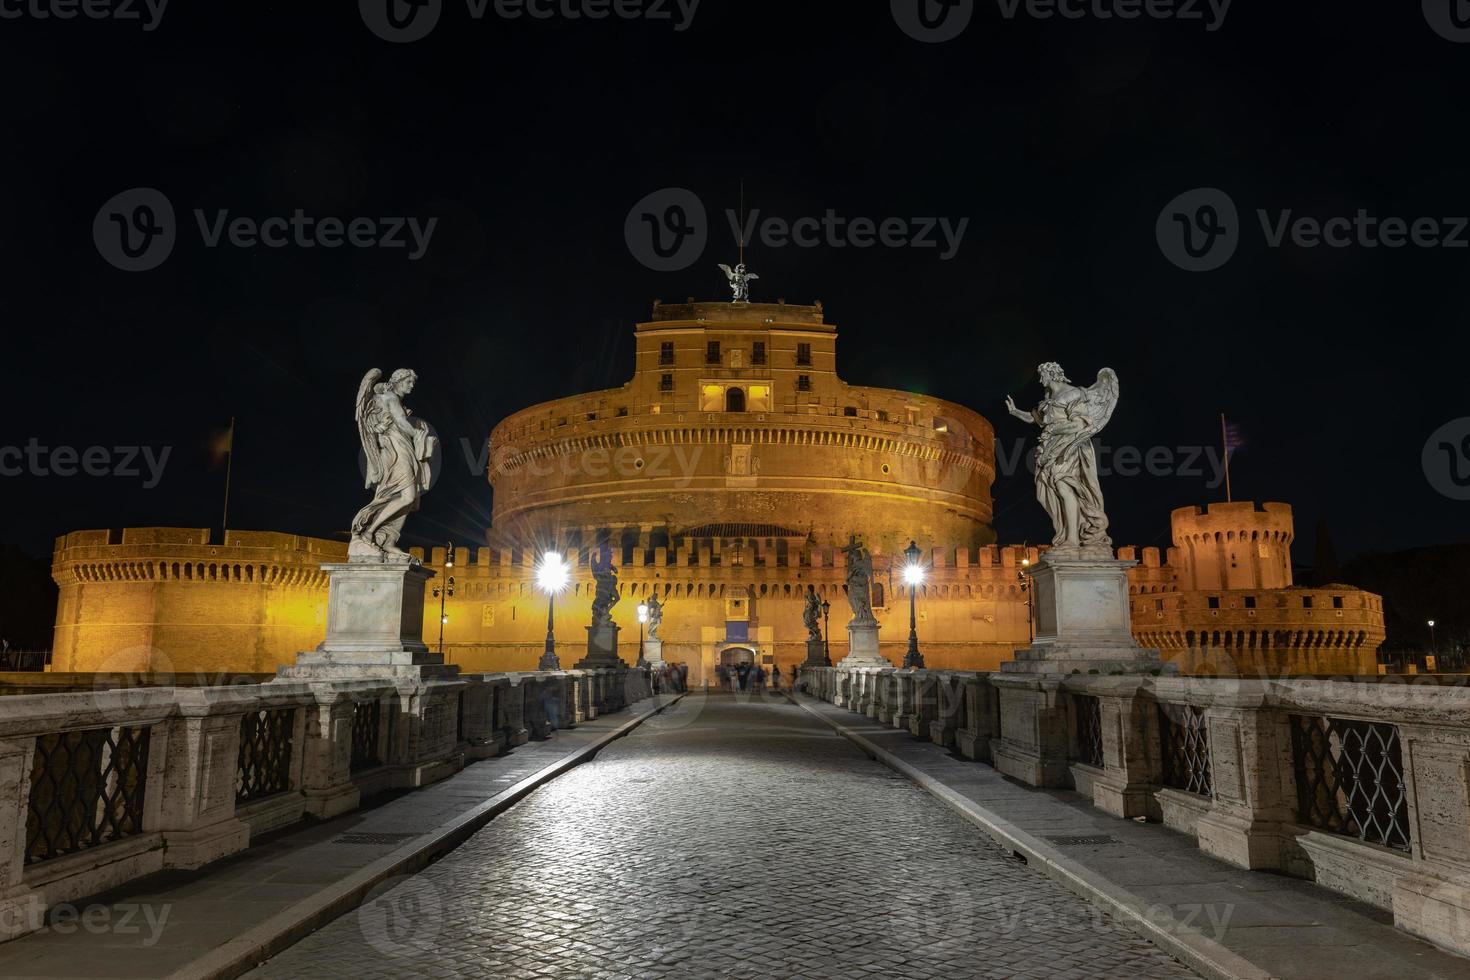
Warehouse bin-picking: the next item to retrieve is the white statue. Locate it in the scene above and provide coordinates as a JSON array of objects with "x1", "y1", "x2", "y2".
[
  {"x1": 840, "y1": 534, "x2": 877, "y2": 625},
  {"x1": 718, "y1": 262, "x2": 759, "y2": 303},
  {"x1": 1005, "y1": 363, "x2": 1120, "y2": 554},
  {"x1": 646, "y1": 592, "x2": 664, "y2": 641},
  {"x1": 350, "y1": 368, "x2": 437, "y2": 562}
]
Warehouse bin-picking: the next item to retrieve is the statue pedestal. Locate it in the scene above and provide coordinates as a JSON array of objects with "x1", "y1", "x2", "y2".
[
  {"x1": 994, "y1": 554, "x2": 1171, "y2": 789},
  {"x1": 1002, "y1": 554, "x2": 1170, "y2": 676},
  {"x1": 839, "y1": 620, "x2": 888, "y2": 667},
  {"x1": 643, "y1": 638, "x2": 665, "y2": 669},
  {"x1": 803, "y1": 638, "x2": 829, "y2": 667},
  {"x1": 576, "y1": 624, "x2": 626, "y2": 670},
  {"x1": 278, "y1": 562, "x2": 458, "y2": 681}
]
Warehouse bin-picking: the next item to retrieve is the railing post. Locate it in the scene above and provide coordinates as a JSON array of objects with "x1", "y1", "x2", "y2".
[
  {"x1": 929, "y1": 672, "x2": 965, "y2": 748},
  {"x1": 1195, "y1": 682, "x2": 1296, "y2": 871},
  {"x1": 0, "y1": 736, "x2": 43, "y2": 941},
  {"x1": 1068, "y1": 677, "x2": 1161, "y2": 821},
  {"x1": 955, "y1": 675, "x2": 996, "y2": 762},
  {"x1": 156, "y1": 693, "x2": 253, "y2": 867},
  {"x1": 1394, "y1": 718, "x2": 1470, "y2": 956},
  {"x1": 298, "y1": 689, "x2": 362, "y2": 820},
  {"x1": 991, "y1": 674, "x2": 1072, "y2": 788}
]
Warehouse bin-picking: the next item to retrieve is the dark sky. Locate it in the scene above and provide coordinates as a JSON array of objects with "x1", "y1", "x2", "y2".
[{"x1": 2, "y1": 0, "x2": 1467, "y2": 563}]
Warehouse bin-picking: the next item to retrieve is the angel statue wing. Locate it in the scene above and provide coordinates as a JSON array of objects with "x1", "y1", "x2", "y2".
[
  {"x1": 1053, "y1": 368, "x2": 1120, "y2": 461},
  {"x1": 355, "y1": 368, "x2": 383, "y2": 490},
  {"x1": 718, "y1": 263, "x2": 735, "y2": 280},
  {"x1": 1082, "y1": 368, "x2": 1120, "y2": 434},
  {"x1": 745, "y1": 271, "x2": 760, "y2": 281}
]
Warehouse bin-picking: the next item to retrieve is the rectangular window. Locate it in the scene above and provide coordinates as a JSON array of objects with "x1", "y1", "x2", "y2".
[
  {"x1": 1244, "y1": 595, "x2": 1257, "y2": 609},
  {"x1": 659, "y1": 373, "x2": 673, "y2": 392},
  {"x1": 1303, "y1": 596, "x2": 1314, "y2": 609},
  {"x1": 659, "y1": 342, "x2": 674, "y2": 365},
  {"x1": 706, "y1": 341, "x2": 721, "y2": 364},
  {"x1": 1207, "y1": 596, "x2": 1220, "y2": 610},
  {"x1": 1154, "y1": 598, "x2": 1164, "y2": 612},
  {"x1": 751, "y1": 342, "x2": 766, "y2": 365},
  {"x1": 1332, "y1": 595, "x2": 1344, "y2": 609},
  {"x1": 796, "y1": 342, "x2": 812, "y2": 366},
  {"x1": 797, "y1": 375, "x2": 812, "y2": 392}
]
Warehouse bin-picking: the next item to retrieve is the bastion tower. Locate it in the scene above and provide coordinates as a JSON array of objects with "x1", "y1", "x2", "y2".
[{"x1": 487, "y1": 299, "x2": 996, "y2": 554}]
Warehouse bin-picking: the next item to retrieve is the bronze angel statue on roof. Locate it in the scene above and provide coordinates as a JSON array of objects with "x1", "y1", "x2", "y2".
[
  {"x1": 1005, "y1": 363, "x2": 1120, "y2": 555},
  {"x1": 717, "y1": 262, "x2": 758, "y2": 303},
  {"x1": 349, "y1": 368, "x2": 437, "y2": 562}
]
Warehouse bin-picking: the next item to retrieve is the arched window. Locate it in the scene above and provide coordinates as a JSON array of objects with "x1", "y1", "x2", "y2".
[{"x1": 725, "y1": 387, "x2": 746, "y2": 412}]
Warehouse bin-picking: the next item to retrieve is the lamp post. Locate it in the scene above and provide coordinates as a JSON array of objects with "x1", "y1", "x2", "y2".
[
  {"x1": 1428, "y1": 619, "x2": 1438, "y2": 670},
  {"x1": 637, "y1": 601, "x2": 649, "y2": 666},
  {"x1": 820, "y1": 598, "x2": 831, "y2": 665},
  {"x1": 902, "y1": 539, "x2": 925, "y2": 669},
  {"x1": 432, "y1": 543, "x2": 456, "y2": 657},
  {"x1": 537, "y1": 551, "x2": 570, "y2": 671}
]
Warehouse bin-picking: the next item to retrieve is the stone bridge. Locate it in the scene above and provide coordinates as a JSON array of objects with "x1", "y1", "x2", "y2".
[{"x1": 0, "y1": 665, "x2": 1466, "y2": 979}]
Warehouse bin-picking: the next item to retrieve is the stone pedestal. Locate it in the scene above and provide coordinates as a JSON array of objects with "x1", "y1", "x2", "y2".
[
  {"x1": 839, "y1": 620, "x2": 887, "y2": 667},
  {"x1": 1002, "y1": 555, "x2": 1171, "y2": 676},
  {"x1": 643, "y1": 637, "x2": 665, "y2": 669},
  {"x1": 278, "y1": 562, "x2": 458, "y2": 681},
  {"x1": 803, "y1": 638, "x2": 828, "y2": 667},
  {"x1": 576, "y1": 624, "x2": 626, "y2": 670}
]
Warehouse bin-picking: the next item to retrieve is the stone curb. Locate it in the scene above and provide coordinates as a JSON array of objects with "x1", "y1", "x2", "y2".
[
  {"x1": 173, "y1": 693, "x2": 686, "y2": 980},
  {"x1": 787, "y1": 693, "x2": 1270, "y2": 980}
]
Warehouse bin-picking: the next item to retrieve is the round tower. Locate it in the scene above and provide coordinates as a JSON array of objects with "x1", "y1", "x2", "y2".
[
  {"x1": 1170, "y1": 502, "x2": 1294, "y2": 592},
  {"x1": 487, "y1": 300, "x2": 996, "y2": 554}
]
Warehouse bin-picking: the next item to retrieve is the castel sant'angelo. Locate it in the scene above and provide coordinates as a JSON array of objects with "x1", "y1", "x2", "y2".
[{"x1": 49, "y1": 289, "x2": 1385, "y2": 682}]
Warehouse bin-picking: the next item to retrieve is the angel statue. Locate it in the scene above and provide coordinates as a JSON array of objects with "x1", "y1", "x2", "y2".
[
  {"x1": 718, "y1": 262, "x2": 759, "y2": 303},
  {"x1": 590, "y1": 547, "x2": 620, "y2": 629},
  {"x1": 349, "y1": 368, "x2": 437, "y2": 562},
  {"x1": 839, "y1": 534, "x2": 878, "y2": 626},
  {"x1": 803, "y1": 589, "x2": 823, "y2": 642},
  {"x1": 645, "y1": 592, "x2": 664, "y2": 641},
  {"x1": 1005, "y1": 363, "x2": 1120, "y2": 554}
]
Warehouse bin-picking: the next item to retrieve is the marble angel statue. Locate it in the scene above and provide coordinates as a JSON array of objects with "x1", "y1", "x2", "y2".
[
  {"x1": 1005, "y1": 363, "x2": 1120, "y2": 554},
  {"x1": 840, "y1": 534, "x2": 878, "y2": 625},
  {"x1": 590, "y1": 548, "x2": 620, "y2": 628},
  {"x1": 349, "y1": 368, "x2": 437, "y2": 562}
]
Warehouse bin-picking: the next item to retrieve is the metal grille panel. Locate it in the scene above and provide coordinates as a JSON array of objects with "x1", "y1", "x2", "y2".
[
  {"x1": 1074, "y1": 695, "x2": 1104, "y2": 768},
  {"x1": 1291, "y1": 714, "x2": 1410, "y2": 851},
  {"x1": 25, "y1": 725, "x2": 151, "y2": 865},
  {"x1": 351, "y1": 700, "x2": 383, "y2": 773},
  {"x1": 236, "y1": 707, "x2": 296, "y2": 804},
  {"x1": 1158, "y1": 703, "x2": 1212, "y2": 797}
]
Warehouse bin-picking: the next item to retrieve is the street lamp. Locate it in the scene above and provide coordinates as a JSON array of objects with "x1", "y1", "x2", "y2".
[
  {"x1": 536, "y1": 551, "x2": 570, "y2": 671},
  {"x1": 1429, "y1": 619, "x2": 1438, "y2": 661},
  {"x1": 432, "y1": 543, "x2": 456, "y2": 657},
  {"x1": 902, "y1": 539, "x2": 925, "y2": 668},
  {"x1": 637, "y1": 601, "x2": 649, "y2": 666},
  {"x1": 820, "y1": 598, "x2": 831, "y2": 665}
]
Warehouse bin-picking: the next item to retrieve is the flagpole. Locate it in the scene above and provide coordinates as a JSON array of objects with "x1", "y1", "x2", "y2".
[
  {"x1": 1220, "y1": 412, "x2": 1232, "y2": 504},
  {"x1": 222, "y1": 417, "x2": 235, "y2": 537}
]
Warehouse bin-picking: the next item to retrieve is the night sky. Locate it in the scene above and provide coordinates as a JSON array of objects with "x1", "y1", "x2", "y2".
[{"x1": 3, "y1": 0, "x2": 1467, "y2": 564}]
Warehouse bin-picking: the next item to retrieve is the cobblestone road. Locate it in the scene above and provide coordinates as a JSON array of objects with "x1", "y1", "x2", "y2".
[{"x1": 250, "y1": 692, "x2": 1197, "y2": 979}]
